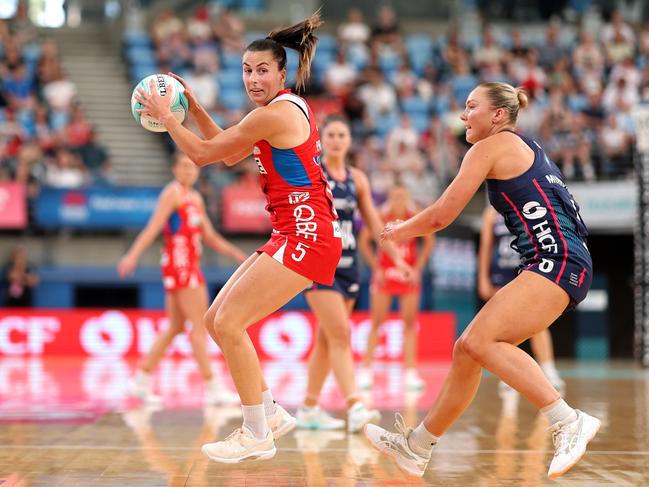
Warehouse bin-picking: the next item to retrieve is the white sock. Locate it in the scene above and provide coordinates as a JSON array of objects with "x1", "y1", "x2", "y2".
[
  {"x1": 539, "y1": 361, "x2": 558, "y2": 377},
  {"x1": 134, "y1": 370, "x2": 151, "y2": 384},
  {"x1": 407, "y1": 423, "x2": 438, "y2": 456},
  {"x1": 541, "y1": 398, "x2": 577, "y2": 426},
  {"x1": 242, "y1": 404, "x2": 268, "y2": 439},
  {"x1": 262, "y1": 389, "x2": 277, "y2": 418}
]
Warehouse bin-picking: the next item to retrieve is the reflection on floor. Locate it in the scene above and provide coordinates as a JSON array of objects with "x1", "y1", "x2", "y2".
[{"x1": 1, "y1": 357, "x2": 649, "y2": 486}]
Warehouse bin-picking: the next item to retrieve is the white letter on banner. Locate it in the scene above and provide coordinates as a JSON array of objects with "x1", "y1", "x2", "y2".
[
  {"x1": 135, "y1": 317, "x2": 158, "y2": 355},
  {"x1": 258, "y1": 312, "x2": 312, "y2": 360},
  {"x1": 27, "y1": 317, "x2": 60, "y2": 354},
  {"x1": 0, "y1": 317, "x2": 27, "y2": 354},
  {"x1": 80, "y1": 310, "x2": 133, "y2": 356},
  {"x1": 81, "y1": 357, "x2": 130, "y2": 399}
]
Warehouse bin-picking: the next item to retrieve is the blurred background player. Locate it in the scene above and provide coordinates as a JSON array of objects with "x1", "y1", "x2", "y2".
[
  {"x1": 118, "y1": 153, "x2": 246, "y2": 406},
  {"x1": 135, "y1": 13, "x2": 344, "y2": 463},
  {"x1": 478, "y1": 205, "x2": 565, "y2": 397},
  {"x1": 297, "y1": 116, "x2": 410, "y2": 433},
  {"x1": 3, "y1": 245, "x2": 39, "y2": 308},
  {"x1": 358, "y1": 183, "x2": 434, "y2": 391}
]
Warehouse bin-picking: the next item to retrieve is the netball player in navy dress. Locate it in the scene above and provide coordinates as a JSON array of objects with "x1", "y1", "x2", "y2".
[
  {"x1": 365, "y1": 82, "x2": 599, "y2": 480},
  {"x1": 478, "y1": 206, "x2": 566, "y2": 397}
]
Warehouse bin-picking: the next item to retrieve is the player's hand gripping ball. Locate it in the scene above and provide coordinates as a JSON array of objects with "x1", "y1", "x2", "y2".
[{"x1": 131, "y1": 74, "x2": 188, "y2": 132}]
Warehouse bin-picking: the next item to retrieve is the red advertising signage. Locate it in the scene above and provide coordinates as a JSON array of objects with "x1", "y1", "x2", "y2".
[
  {"x1": 0, "y1": 309, "x2": 455, "y2": 360},
  {"x1": 0, "y1": 182, "x2": 27, "y2": 229},
  {"x1": 221, "y1": 184, "x2": 272, "y2": 233}
]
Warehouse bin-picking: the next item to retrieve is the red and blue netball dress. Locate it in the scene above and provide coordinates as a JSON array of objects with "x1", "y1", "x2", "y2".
[
  {"x1": 486, "y1": 129, "x2": 592, "y2": 307},
  {"x1": 372, "y1": 211, "x2": 420, "y2": 296},
  {"x1": 255, "y1": 89, "x2": 342, "y2": 285},
  {"x1": 161, "y1": 184, "x2": 205, "y2": 291}
]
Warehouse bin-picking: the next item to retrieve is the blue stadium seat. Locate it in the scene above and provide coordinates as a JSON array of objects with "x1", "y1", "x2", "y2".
[
  {"x1": 378, "y1": 52, "x2": 400, "y2": 79},
  {"x1": 126, "y1": 46, "x2": 155, "y2": 65},
  {"x1": 374, "y1": 112, "x2": 399, "y2": 138},
  {"x1": 220, "y1": 88, "x2": 248, "y2": 110},
  {"x1": 346, "y1": 44, "x2": 369, "y2": 70},
  {"x1": 401, "y1": 96, "x2": 430, "y2": 116},
  {"x1": 317, "y1": 34, "x2": 337, "y2": 55},
  {"x1": 409, "y1": 50, "x2": 433, "y2": 76},
  {"x1": 312, "y1": 50, "x2": 334, "y2": 74},
  {"x1": 49, "y1": 110, "x2": 70, "y2": 131},
  {"x1": 221, "y1": 51, "x2": 242, "y2": 71},
  {"x1": 130, "y1": 64, "x2": 158, "y2": 83},
  {"x1": 123, "y1": 31, "x2": 152, "y2": 48},
  {"x1": 218, "y1": 70, "x2": 244, "y2": 91},
  {"x1": 240, "y1": 0, "x2": 265, "y2": 12},
  {"x1": 285, "y1": 49, "x2": 299, "y2": 84},
  {"x1": 22, "y1": 43, "x2": 41, "y2": 64},
  {"x1": 406, "y1": 34, "x2": 433, "y2": 56},
  {"x1": 451, "y1": 74, "x2": 479, "y2": 103},
  {"x1": 245, "y1": 31, "x2": 266, "y2": 45},
  {"x1": 410, "y1": 112, "x2": 430, "y2": 134}
]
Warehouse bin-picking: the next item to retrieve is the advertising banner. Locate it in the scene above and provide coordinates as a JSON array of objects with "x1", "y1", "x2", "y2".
[
  {"x1": 221, "y1": 184, "x2": 272, "y2": 233},
  {"x1": 34, "y1": 186, "x2": 160, "y2": 229},
  {"x1": 569, "y1": 181, "x2": 636, "y2": 231},
  {"x1": 0, "y1": 309, "x2": 455, "y2": 361},
  {"x1": 0, "y1": 182, "x2": 27, "y2": 229}
]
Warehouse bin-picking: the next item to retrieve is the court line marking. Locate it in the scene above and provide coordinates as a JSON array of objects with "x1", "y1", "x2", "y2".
[{"x1": 0, "y1": 445, "x2": 648, "y2": 455}]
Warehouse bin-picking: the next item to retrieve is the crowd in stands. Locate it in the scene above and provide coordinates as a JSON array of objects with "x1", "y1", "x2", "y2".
[
  {"x1": 4, "y1": 2, "x2": 648, "y2": 222},
  {"x1": 128, "y1": 4, "x2": 649, "y2": 212},
  {"x1": 0, "y1": 4, "x2": 110, "y2": 199}
]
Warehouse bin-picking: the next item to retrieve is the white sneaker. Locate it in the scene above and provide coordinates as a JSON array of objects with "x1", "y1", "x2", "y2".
[
  {"x1": 405, "y1": 369, "x2": 425, "y2": 391},
  {"x1": 347, "y1": 401, "x2": 381, "y2": 433},
  {"x1": 267, "y1": 404, "x2": 297, "y2": 439},
  {"x1": 201, "y1": 425, "x2": 276, "y2": 463},
  {"x1": 296, "y1": 406, "x2": 345, "y2": 430},
  {"x1": 128, "y1": 371, "x2": 162, "y2": 405},
  {"x1": 547, "y1": 410, "x2": 600, "y2": 479},
  {"x1": 364, "y1": 413, "x2": 432, "y2": 477},
  {"x1": 204, "y1": 379, "x2": 240, "y2": 406},
  {"x1": 358, "y1": 367, "x2": 373, "y2": 390}
]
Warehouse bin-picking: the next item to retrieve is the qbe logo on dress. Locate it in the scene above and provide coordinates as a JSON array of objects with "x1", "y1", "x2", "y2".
[
  {"x1": 253, "y1": 146, "x2": 267, "y2": 175},
  {"x1": 288, "y1": 191, "x2": 310, "y2": 204}
]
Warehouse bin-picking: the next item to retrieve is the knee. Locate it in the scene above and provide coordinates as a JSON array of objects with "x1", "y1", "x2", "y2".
[
  {"x1": 212, "y1": 312, "x2": 240, "y2": 345},
  {"x1": 167, "y1": 325, "x2": 184, "y2": 338},
  {"x1": 203, "y1": 308, "x2": 215, "y2": 333},
  {"x1": 458, "y1": 333, "x2": 488, "y2": 365},
  {"x1": 402, "y1": 318, "x2": 417, "y2": 331},
  {"x1": 325, "y1": 324, "x2": 351, "y2": 349}
]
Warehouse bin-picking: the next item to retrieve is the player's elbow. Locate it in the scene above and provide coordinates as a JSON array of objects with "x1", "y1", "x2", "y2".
[
  {"x1": 192, "y1": 143, "x2": 216, "y2": 166},
  {"x1": 193, "y1": 152, "x2": 212, "y2": 167},
  {"x1": 222, "y1": 156, "x2": 239, "y2": 166},
  {"x1": 430, "y1": 213, "x2": 452, "y2": 232}
]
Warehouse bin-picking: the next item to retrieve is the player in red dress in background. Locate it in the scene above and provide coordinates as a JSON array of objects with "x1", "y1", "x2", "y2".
[
  {"x1": 118, "y1": 153, "x2": 247, "y2": 406},
  {"x1": 358, "y1": 184, "x2": 434, "y2": 391},
  {"x1": 134, "y1": 13, "x2": 343, "y2": 463}
]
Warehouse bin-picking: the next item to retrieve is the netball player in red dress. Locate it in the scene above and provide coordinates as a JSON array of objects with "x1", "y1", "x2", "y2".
[
  {"x1": 134, "y1": 13, "x2": 342, "y2": 463},
  {"x1": 358, "y1": 184, "x2": 434, "y2": 391},
  {"x1": 118, "y1": 153, "x2": 246, "y2": 406}
]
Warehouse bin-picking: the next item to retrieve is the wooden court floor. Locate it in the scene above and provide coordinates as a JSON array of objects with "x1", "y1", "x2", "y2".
[{"x1": 1, "y1": 358, "x2": 648, "y2": 486}]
